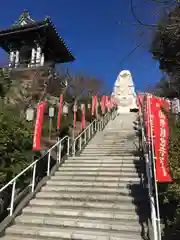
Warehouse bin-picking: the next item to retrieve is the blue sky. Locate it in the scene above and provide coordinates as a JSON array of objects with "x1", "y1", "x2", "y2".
[{"x1": 0, "y1": 0, "x2": 163, "y2": 92}]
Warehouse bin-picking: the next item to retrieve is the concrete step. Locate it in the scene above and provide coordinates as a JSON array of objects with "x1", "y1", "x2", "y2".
[
  {"x1": 68, "y1": 156, "x2": 139, "y2": 160},
  {"x1": 81, "y1": 153, "x2": 136, "y2": 156},
  {"x1": 85, "y1": 145, "x2": 135, "y2": 147},
  {"x1": 65, "y1": 161, "x2": 141, "y2": 167},
  {"x1": 62, "y1": 162, "x2": 140, "y2": 166},
  {"x1": 84, "y1": 145, "x2": 136, "y2": 147},
  {"x1": 46, "y1": 179, "x2": 136, "y2": 187},
  {"x1": 5, "y1": 224, "x2": 141, "y2": 240},
  {"x1": 29, "y1": 198, "x2": 139, "y2": 211},
  {"x1": 82, "y1": 151, "x2": 136, "y2": 154},
  {"x1": 58, "y1": 166, "x2": 140, "y2": 172},
  {"x1": 83, "y1": 147, "x2": 136, "y2": 150},
  {"x1": 1, "y1": 237, "x2": 63, "y2": 240},
  {"x1": 54, "y1": 171, "x2": 139, "y2": 177},
  {"x1": 50, "y1": 175, "x2": 141, "y2": 182},
  {"x1": 36, "y1": 190, "x2": 145, "y2": 202},
  {"x1": 42, "y1": 185, "x2": 144, "y2": 195},
  {"x1": 15, "y1": 214, "x2": 141, "y2": 232}
]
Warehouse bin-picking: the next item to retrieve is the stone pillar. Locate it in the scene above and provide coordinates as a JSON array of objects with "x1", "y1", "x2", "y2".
[
  {"x1": 40, "y1": 53, "x2": 44, "y2": 66},
  {"x1": 30, "y1": 48, "x2": 36, "y2": 66},
  {"x1": 9, "y1": 51, "x2": 15, "y2": 68},
  {"x1": 36, "y1": 46, "x2": 41, "y2": 66},
  {"x1": 15, "y1": 50, "x2": 19, "y2": 68}
]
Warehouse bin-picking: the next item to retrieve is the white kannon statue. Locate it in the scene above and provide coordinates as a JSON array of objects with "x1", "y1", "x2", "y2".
[{"x1": 113, "y1": 70, "x2": 137, "y2": 113}]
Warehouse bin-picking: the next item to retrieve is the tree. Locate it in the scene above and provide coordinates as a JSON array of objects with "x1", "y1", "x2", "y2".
[{"x1": 0, "y1": 104, "x2": 41, "y2": 185}]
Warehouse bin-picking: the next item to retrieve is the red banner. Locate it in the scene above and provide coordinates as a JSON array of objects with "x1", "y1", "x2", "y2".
[
  {"x1": 145, "y1": 94, "x2": 151, "y2": 141},
  {"x1": 148, "y1": 96, "x2": 172, "y2": 182},
  {"x1": 57, "y1": 94, "x2": 63, "y2": 129},
  {"x1": 105, "y1": 96, "x2": 111, "y2": 112},
  {"x1": 32, "y1": 102, "x2": 46, "y2": 151},
  {"x1": 91, "y1": 96, "x2": 97, "y2": 116},
  {"x1": 101, "y1": 96, "x2": 106, "y2": 115},
  {"x1": 81, "y1": 104, "x2": 86, "y2": 130}
]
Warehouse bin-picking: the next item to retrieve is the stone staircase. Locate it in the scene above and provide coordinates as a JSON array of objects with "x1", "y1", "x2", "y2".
[{"x1": 1, "y1": 113, "x2": 149, "y2": 240}]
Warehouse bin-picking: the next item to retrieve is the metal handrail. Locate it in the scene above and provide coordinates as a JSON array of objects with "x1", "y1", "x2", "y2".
[
  {"x1": 97, "y1": 112, "x2": 110, "y2": 131},
  {"x1": 72, "y1": 119, "x2": 97, "y2": 155},
  {"x1": 138, "y1": 112, "x2": 158, "y2": 240},
  {"x1": 72, "y1": 111, "x2": 115, "y2": 156},
  {"x1": 0, "y1": 109, "x2": 116, "y2": 217},
  {"x1": 0, "y1": 135, "x2": 71, "y2": 216}
]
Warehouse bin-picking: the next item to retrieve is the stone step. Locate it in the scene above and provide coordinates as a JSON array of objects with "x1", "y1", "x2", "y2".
[
  {"x1": 15, "y1": 214, "x2": 141, "y2": 232},
  {"x1": 50, "y1": 175, "x2": 141, "y2": 182},
  {"x1": 87, "y1": 146, "x2": 137, "y2": 149},
  {"x1": 81, "y1": 153, "x2": 135, "y2": 156},
  {"x1": 84, "y1": 144, "x2": 136, "y2": 147},
  {"x1": 54, "y1": 171, "x2": 139, "y2": 177},
  {"x1": 58, "y1": 166, "x2": 140, "y2": 171},
  {"x1": 29, "y1": 198, "x2": 139, "y2": 211},
  {"x1": 82, "y1": 151, "x2": 136, "y2": 154},
  {"x1": 42, "y1": 185, "x2": 144, "y2": 194},
  {"x1": 5, "y1": 224, "x2": 141, "y2": 240},
  {"x1": 46, "y1": 179, "x2": 136, "y2": 187},
  {"x1": 62, "y1": 162, "x2": 140, "y2": 166},
  {"x1": 23, "y1": 205, "x2": 139, "y2": 221},
  {"x1": 36, "y1": 190, "x2": 145, "y2": 202},
  {"x1": 1, "y1": 237, "x2": 63, "y2": 240},
  {"x1": 66, "y1": 159, "x2": 140, "y2": 163},
  {"x1": 68, "y1": 156, "x2": 139, "y2": 160},
  {"x1": 65, "y1": 161, "x2": 140, "y2": 167}
]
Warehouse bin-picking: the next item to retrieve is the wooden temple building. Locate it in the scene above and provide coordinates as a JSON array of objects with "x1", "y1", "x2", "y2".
[
  {"x1": 0, "y1": 10, "x2": 75, "y2": 70},
  {"x1": 0, "y1": 10, "x2": 75, "y2": 106}
]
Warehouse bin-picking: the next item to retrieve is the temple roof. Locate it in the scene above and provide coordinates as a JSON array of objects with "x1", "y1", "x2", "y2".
[{"x1": 0, "y1": 10, "x2": 75, "y2": 63}]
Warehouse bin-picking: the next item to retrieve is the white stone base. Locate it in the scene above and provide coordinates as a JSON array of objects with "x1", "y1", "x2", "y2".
[{"x1": 117, "y1": 105, "x2": 138, "y2": 114}]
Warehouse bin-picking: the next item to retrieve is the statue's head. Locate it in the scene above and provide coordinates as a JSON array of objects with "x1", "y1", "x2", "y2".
[{"x1": 119, "y1": 70, "x2": 131, "y2": 78}]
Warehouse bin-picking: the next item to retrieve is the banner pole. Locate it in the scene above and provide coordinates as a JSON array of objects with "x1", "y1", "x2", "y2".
[{"x1": 147, "y1": 95, "x2": 161, "y2": 240}]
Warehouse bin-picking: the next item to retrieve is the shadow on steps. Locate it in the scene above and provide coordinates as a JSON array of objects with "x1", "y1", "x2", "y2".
[{"x1": 128, "y1": 150, "x2": 152, "y2": 240}]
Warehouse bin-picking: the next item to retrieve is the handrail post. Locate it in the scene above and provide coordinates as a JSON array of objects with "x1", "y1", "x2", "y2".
[
  {"x1": 67, "y1": 137, "x2": 70, "y2": 155},
  {"x1": 92, "y1": 122, "x2": 94, "y2": 135},
  {"x1": 47, "y1": 151, "x2": 51, "y2": 176},
  {"x1": 9, "y1": 180, "x2": 16, "y2": 216},
  {"x1": 84, "y1": 131, "x2": 87, "y2": 144},
  {"x1": 88, "y1": 125, "x2": 91, "y2": 139},
  {"x1": 31, "y1": 163, "x2": 37, "y2": 192},
  {"x1": 73, "y1": 140, "x2": 76, "y2": 156},
  {"x1": 58, "y1": 142, "x2": 61, "y2": 163},
  {"x1": 79, "y1": 136, "x2": 82, "y2": 150}
]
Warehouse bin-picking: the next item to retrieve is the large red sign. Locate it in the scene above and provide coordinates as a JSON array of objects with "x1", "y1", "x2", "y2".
[
  {"x1": 32, "y1": 102, "x2": 46, "y2": 151},
  {"x1": 149, "y1": 96, "x2": 172, "y2": 182}
]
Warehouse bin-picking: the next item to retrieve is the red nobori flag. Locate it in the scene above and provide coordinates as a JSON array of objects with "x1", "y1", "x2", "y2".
[
  {"x1": 32, "y1": 101, "x2": 47, "y2": 151},
  {"x1": 101, "y1": 96, "x2": 106, "y2": 115},
  {"x1": 81, "y1": 104, "x2": 86, "y2": 130},
  {"x1": 145, "y1": 94, "x2": 152, "y2": 141},
  {"x1": 152, "y1": 98, "x2": 172, "y2": 182},
  {"x1": 57, "y1": 94, "x2": 63, "y2": 129},
  {"x1": 105, "y1": 96, "x2": 111, "y2": 112},
  {"x1": 91, "y1": 96, "x2": 97, "y2": 116}
]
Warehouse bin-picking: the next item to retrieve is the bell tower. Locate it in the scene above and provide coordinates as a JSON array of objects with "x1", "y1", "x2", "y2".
[{"x1": 0, "y1": 10, "x2": 75, "y2": 70}]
